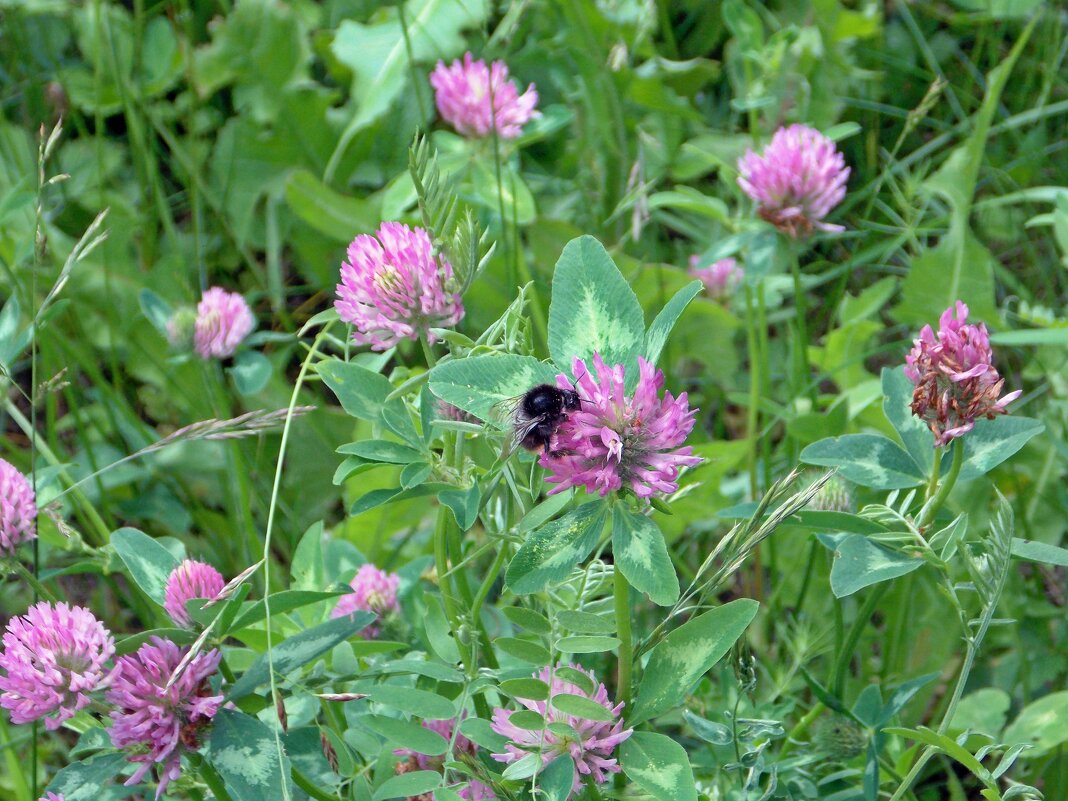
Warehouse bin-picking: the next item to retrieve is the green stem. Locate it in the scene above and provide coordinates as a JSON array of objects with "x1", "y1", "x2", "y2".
[
  {"x1": 0, "y1": 716, "x2": 33, "y2": 801},
  {"x1": 789, "y1": 246, "x2": 815, "y2": 404},
  {"x1": 190, "y1": 753, "x2": 235, "y2": 801},
  {"x1": 419, "y1": 335, "x2": 438, "y2": 368},
  {"x1": 779, "y1": 701, "x2": 824, "y2": 760},
  {"x1": 292, "y1": 766, "x2": 343, "y2": 801},
  {"x1": 832, "y1": 583, "x2": 890, "y2": 697},
  {"x1": 583, "y1": 770, "x2": 605, "y2": 801},
  {"x1": 744, "y1": 285, "x2": 761, "y2": 500},
  {"x1": 10, "y1": 561, "x2": 60, "y2": 603},
  {"x1": 918, "y1": 438, "x2": 964, "y2": 531},
  {"x1": 614, "y1": 565, "x2": 633, "y2": 714}
]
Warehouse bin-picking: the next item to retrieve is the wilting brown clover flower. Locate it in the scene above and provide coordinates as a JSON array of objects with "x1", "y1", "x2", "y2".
[{"x1": 904, "y1": 301, "x2": 1021, "y2": 447}]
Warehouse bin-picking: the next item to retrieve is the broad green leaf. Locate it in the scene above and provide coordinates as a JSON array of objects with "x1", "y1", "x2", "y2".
[
  {"x1": 228, "y1": 350, "x2": 272, "y2": 396},
  {"x1": 366, "y1": 685, "x2": 456, "y2": 720},
  {"x1": 318, "y1": 359, "x2": 392, "y2": 421},
  {"x1": 958, "y1": 416, "x2": 1044, "y2": 480},
  {"x1": 643, "y1": 280, "x2": 702, "y2": 368},
  {"x1": 951, "y1": 688, "x2": 1011, "y2": 736},
  {"x1": 362, "y1": 715, "x2": 448, "y2": 755},
  {"x1": 496, "y1": 637, "x2": 552, "y2": 665},
  {"x1": 284, "y1": 169, "x2": 378, "y2": 242},
  {"x1": 620, "y1": 731, "x2": 698, "y2": 801},
  {"x1": 438, "y1": 483, "x2": 481, "y2": 531},
  {"x1": 990, "y1": 328, "x2": 1068, "y2": 346},
  {"x1": 372, "y1": 770, "x2": 442, "y2": 801},
  {"x1": 819, "y1": 533, "x2": 923, "y2": 598},
  {"x1": 228, "y1": 590, "x2": 346, "y2": 631},
  {"x1": 612, "y1": 507, "x2": 680, "y2": 606},
  {"x1": 429, "y1": 353, "x2": 559, "y2": 423},
  {"x1": 208, "y1": 709, "x2": 295, "y2": 801},
  {"x1": 291, "y1": 521, "x2": 325, "y2": 593},
  {"x1": 682, "y1": 710, "x2": 733, "y2": 745},
  {"x1": 551, "y1": 693, "x2": 614, "y2": 722},
  {"x1": 458, "y1": 718, "x2": 510, "y2": 752},
  {"x1": 1011, "y1": 538, "x2": 1068, "y2": 567},
  {"x1": 547, "y1": 235, "x2": 645, "y2": 375},
  {"x1": 42, "y1": 754, "x2": 126, "y2": 801},
  {"x1": 424, "y1": 594, "x2": 461, "y2": 664},
  {"x1": 632, "y1": 599, "x2": 759, "y2": 724},
  {"x1": 111, "y1": 527, "x2": 180, "y2": 606},
  {"x1": 881, "y1": 366, "x2": 934, "y2": 475},
  {"x1": 1003, "y1": 691, "x2": 1068, "y2": 756},
  {"x1": 502, "y1": 606, "x2": 552, "y2": 635},
  {"x1": 505, "y1": 502, "x2": 608, "y2": 594},
  {"x1": 227, "y1": 612, "x2": 375, "y2": 699},
  {"x1": 556, "y1": 610, "x2": 615, "y2": 634},
  {"x1": 883, "y1": 726, "x2": 991, "y2": 781},
  {"x1": 539, "y1": 755, "x2": 575, "y2": 801},
  {"x1": 138, "y1": 288, "x2": 173, "y2": 339},
  {"x1": 555, "y1": 635, "x2": 621, "y2": 653},
  {"x1": 338, "y1": 440, "x2": 424, "y2": 464},
  {"x1": 116, "y1": 627, "x2": 196, "y2": 656},
  {"x1": 800, "y1": 434, "x2": 925, "y2": 489},
  {"x1": 500, "y1": 678, "x2": 550, "y2": 700}
]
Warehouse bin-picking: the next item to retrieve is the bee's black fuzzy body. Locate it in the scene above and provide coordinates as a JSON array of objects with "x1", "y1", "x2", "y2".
[{"x1": 513, "y1": 384, "x2": 581, "y2": 455}]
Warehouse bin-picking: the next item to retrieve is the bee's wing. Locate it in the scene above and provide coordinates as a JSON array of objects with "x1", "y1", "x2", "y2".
[{"x1": 489, "y1": 394, "x2": 542, "y2": 459}]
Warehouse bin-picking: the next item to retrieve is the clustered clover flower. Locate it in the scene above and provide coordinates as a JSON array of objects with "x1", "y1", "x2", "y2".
[
  {"x1": 905, "y1": 301, "x2": 1022, "y2": 446},
  {"x1": 331, "y1": 563, "x2": 401, "y2": 639},
  {"x1": 194, "y1": 286, "x2": 255, "y2": 359},
  {"x1": 541, "y1": 354, "x2": 701, "y2": 498},
  {"x1": 0, "y1": 457, "x2": 36, "y2": 555},
  {"x1": 430, "y1": 52, "x2": 539, "y2": 139},
  {"x1": 0, "y1": 602, "x2": 115, "y2": 730},
  {"x1": 107, "y1": 637, "x2": 223, "y2": 798},
  {"x1": 335, "y1": 222, "x2": 464, "y2": 351},
  {"x1": 737, "y1": 124, "x2": 849, "y2": 237},
  {"x1": 395, "y1": 717, "x2": 496, "y2": 800},
  {"x1": 163, "y1": 559, "x2": 226, "y2": 628},
  {"x1": 39, "y1": 794, "x2": 65, "y2": 801},
  {"x1": 689, "y1": 255, "x2": 743, "y2": 301},
  {"x1": 491, "y1": 663, "x2": 632, "y2": 793}
]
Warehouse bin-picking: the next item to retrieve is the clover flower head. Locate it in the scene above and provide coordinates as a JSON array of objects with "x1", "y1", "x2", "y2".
[
  {"x1": 904, "y1": 301, "x2": 1021, "y2": 446},
  {"x1": 689, "y1": 255, "x2": 743, "y2": 301},
  {"x1": 737, "y1": 124, "x2": 849, "y2": 237},
  {"x1": 107, "y1": 637, "x2": 223, "y2": 799},
  {"x1": 0, "y1": 457, "x2": 36, "y2": 555},
  {"x1": 193, "y1": 287, "x2": 255, "y2": 359},
  {"x1": 430, "y1": 52, "x2": 539, "y2": 139},
  {"x1": 331, "y1": 563, "x2": 401, "y2": 639},
  {"x1": 0, "y1": 602, "x2": 115, "y2": 730},
  {"x1": 491, "y1": 663, "x2": 632, "y2": 793},
  {"x1": 394, "y1": 717, "x2": 496, "y2": 799},
  {"x1": 540, "y1": 354, "x2": 701, "y2": 498},
  {"x1": 163, "y1": 559, "x2": 226, "y2": 628},
  {"x1": 39, "y1": 794, "x2": 65, "y2": 801},
  {"x1": 335, "y1": 222, "x2": 464, "y2": 351}
]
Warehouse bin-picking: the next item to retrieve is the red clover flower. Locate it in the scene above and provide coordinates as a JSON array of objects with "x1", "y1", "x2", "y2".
[
  {"x1": 0, "y1": 602, "x2": 115, "y2": 730},
  {"x1": 541, "y1": 354, "x2": 701, "y2": 498},
  {"x1": 394, "y1": 717, "x2": 496, "y2": 800},
  {"x1": 193, "y1": 287, "x2": 255, "y2": 359},
  {"x1": 737, "y1": 124, "x2": 849, "y2": 237},
  {"x1": 107, "y1": 637, "x2": 223, "y2": 798},
  {"x1": 430, "y1": 52, "x2": 539, "y2": 139},
  {"x1": 331, "y1": 563, "x2": 400, "y2": 639},
  {"x1": 0, "y1": 457, "x2": 36, "y2": 555},
  {"x1": 163, "y1": 559, "x2": 226, "y2": 628},
  {"x1": 335, "y1": 222, "x2": 464, "y2": 351},
  {"x1": 490, "y1": 663, "x2": 632, "y2": 794},
  {"x1": 905, "y1": 301, "x2": 1022, "y2": 446},
  {"x1": 689, "y1": 255, "x2": 743, "y2": 301}
]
